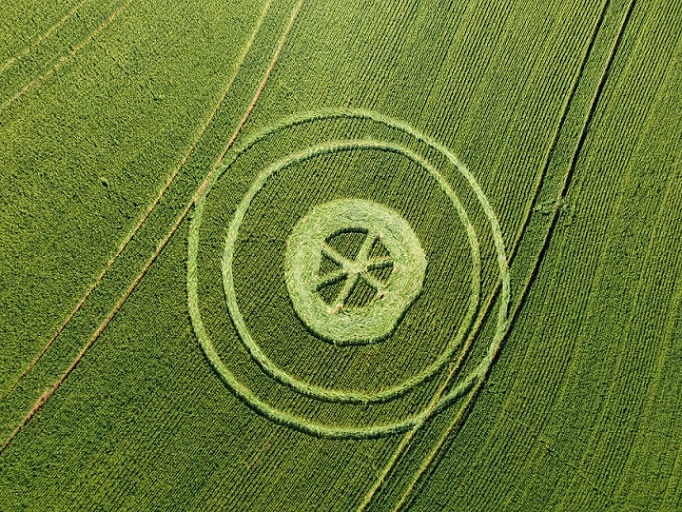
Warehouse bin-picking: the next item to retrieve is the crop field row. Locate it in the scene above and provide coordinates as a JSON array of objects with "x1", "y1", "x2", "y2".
[
  {"x1": 0, "y1": 0, "x2": 299, "y2": 427},
  {"x1": 0, "y1": 0, "x2": 680, "y2": 510}
]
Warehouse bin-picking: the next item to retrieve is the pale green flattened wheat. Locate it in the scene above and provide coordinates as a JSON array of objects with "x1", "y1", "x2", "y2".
[{"x1": 284, "y1": 198, "x2": 427, "y2": 345}]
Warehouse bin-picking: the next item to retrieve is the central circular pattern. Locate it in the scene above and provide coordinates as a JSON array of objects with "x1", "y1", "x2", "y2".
[
  {"x1": 285, "y1": 198, "x2": 427, "y2": 345},
  {"x1": 187, "y1": 109, "x2": 511, "y2": 438}
]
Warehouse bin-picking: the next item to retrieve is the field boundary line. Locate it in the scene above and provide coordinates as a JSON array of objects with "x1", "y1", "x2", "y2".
[
  {"x1": 355, "y1": 0, "x2": 616, "y2": 508},
  {"x1": 0, "y1": 0, "x2": 133, "y2": 116},
  {"x1": 0, "y1": 0, "x2": 273, "y2": 404},
  {"x1": 387, "y1": 1, "x2": 637, "y2": 509},
  {"x1": 0, "y1": 0, "x2": 92, "y2": 76},
  {"x1": 0, "y1": 0, "x2": 304, "y2": 456}
]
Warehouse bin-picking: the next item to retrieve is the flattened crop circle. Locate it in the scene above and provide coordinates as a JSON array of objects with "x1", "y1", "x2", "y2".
[
  {"x1": 187, "y1": 109, "x2": 510, "y2": 438},
  {"x1": 285, "y1": 198, "x2": 428, "y2": 345}
]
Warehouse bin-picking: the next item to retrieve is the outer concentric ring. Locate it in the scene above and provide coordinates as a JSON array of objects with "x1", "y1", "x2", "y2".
[{"x1": 187, "y1": 109, "x2": 510, "y2": 438}]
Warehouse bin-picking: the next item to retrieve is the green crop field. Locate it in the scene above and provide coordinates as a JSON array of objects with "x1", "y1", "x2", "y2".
[{"x1": 0, "y1": 0, "x2": 680, "y2": 510}]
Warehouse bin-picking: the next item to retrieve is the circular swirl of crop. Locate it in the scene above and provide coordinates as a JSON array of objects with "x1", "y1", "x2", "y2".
[
  {"x1": 187, "y1": 109, "x2": 510, "y2": 438},
  {"x1": 285, "y1": 199, "x2": 427, "y2": 345},
  {"x1": 284, "y1": 197, "x2": 429, "y2": 345}
]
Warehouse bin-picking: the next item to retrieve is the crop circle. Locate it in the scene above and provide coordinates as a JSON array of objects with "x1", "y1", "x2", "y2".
[
  {"x1": 285, "y1": 198, "x2": 427, "y2": 344},
  {"x1": 188, "y1": 109, "x2": 510, "y2": 437}
]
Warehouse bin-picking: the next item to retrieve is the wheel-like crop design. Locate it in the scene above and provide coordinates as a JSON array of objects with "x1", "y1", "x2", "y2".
[
  {"x1": 285, "y1": 198, "x2": 427, "y2": 345},
  {"x1": 187, "y1": 109, "x2": 510, "y2": 438}
]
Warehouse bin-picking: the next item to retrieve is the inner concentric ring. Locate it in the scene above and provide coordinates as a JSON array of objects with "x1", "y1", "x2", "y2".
[{"x1": 222, "y1": 141, "x2": 481, "y2": 403}]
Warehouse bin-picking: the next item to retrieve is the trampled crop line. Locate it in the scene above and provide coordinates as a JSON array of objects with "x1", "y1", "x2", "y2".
[
  {"x1": 356, "y1": 0, "x2": 636, "y2": 507},
  {"x1": 0, "y1": 0, "x2": 92, "y2": 76},
  {"x1": 0, "y1": 0, "x2": 133, "y2": 116},
  {"x1": 0, "y1": 0, "x2": 303, "y2": 455},
  {"x1": 384, "y1": 1, "x2": 637, "y2": 509},
  {"x1": 0, "y1": 0, "x2": 273, "y2": 405}
]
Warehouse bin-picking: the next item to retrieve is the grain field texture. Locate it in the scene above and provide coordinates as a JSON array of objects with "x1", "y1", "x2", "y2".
[{"x1": 0, "y1": 0, "x2": 680, "y2": 511}]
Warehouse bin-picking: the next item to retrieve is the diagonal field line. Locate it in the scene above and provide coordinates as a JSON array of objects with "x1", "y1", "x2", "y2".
[
  {"x1": 0, "y1": 0, "x2": 92, "y2": 76},
  {"x1": 0, "y1": 0, "x2": 304, "y2": 457},
  {"x1": 387, "y1": 1, "x2": 638, "y2": 510},
  {"x1": 0, "y1": 0, "x2": 273, "y2": 405},
  {"x1": 356, "y1": 0, "x2": 636, "y2": 508},
  {"x1": 0, "y1": 0, "x2": 133, "y2": 116}
]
